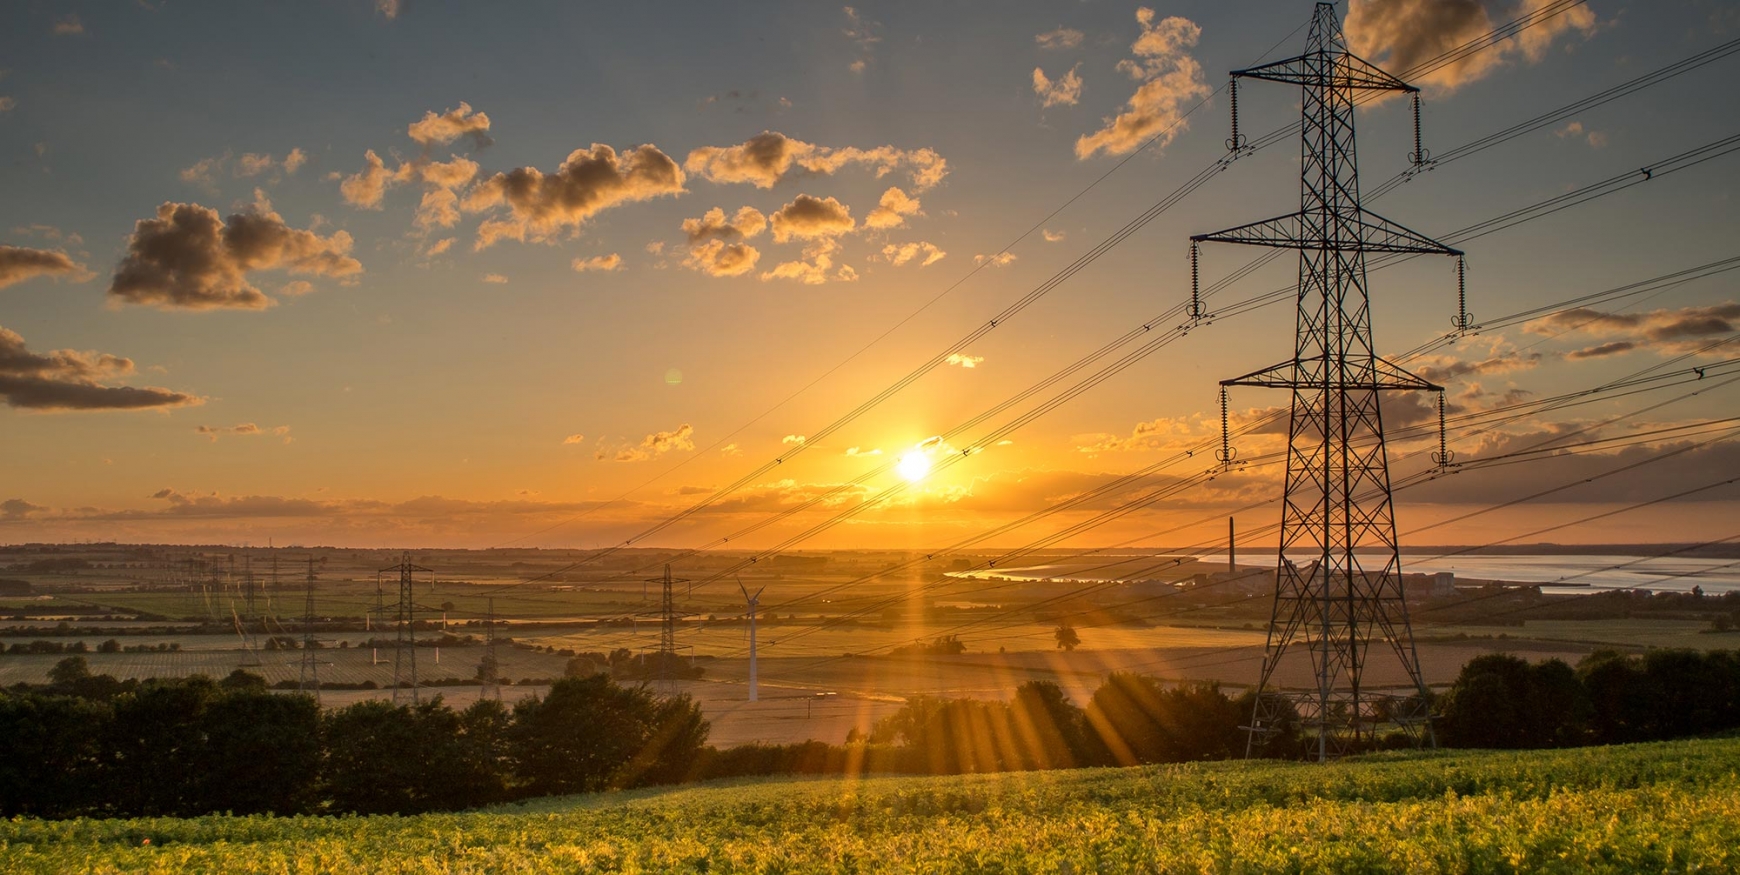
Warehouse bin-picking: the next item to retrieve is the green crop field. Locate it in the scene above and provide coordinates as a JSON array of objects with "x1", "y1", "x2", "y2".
[{"x1": 5, "y1": 737, "x2": 1738, "y2": 874}]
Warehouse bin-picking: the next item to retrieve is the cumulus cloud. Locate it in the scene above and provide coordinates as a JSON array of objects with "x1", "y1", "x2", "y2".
[
  {"x1": 340, "y1": 150, "x2": 415, "y2": 209},
  {"x1": 685, "y1": 131, "x2": 948, "y2": 192},
  {"x1": 864, "y1": 186, "x2": 922, "y2": 230},
  {"x1": 0, "y1": 245, "x2": 91, "y2": 290},
  {"x1": 1036, "y1": 27, "x2": 1085, "y2": 50},
  {"x1": 684, "y1": 239, "x2": 760, "y2": 278},
  {"x1": 880, "y1": 241, "x2": 946, "y2": 267},
  {"x1": 1346, "y1": 0, "x2": 1598, "y2": 94},
  {"x1": 682, "y1": 206, "x2": 767, "y2": 243},
  {"x1": 1075, "y1": 9, "x2": 1210, "y2": 159},
  {"x1": 600, "y1": 423, "x2": 696, "y2": 462},
  {"x1": 946, "y1": 353, "x2": 984, "y2": 368},
  {"x1": 769, "y1": 194, "x2": 854, "y2": 243},
  {"x1": 572, "y1": 253, "x2": 623, "y2": 272},
  {"x1": 464, "y1": 143, "x2": 685, "y2": 249},
  {"x1": 680, "y1": 207, "x2": 766, "y2": 276},
  {"x1": 406, "y1": 101, "x2": 493, "y2": 149},
  {"x1": 0, "y1": 324, "x2": 200, "y2": 411},
  {"x1": 1033, "y1": 64, "x2": 1084, "y2": 108},
  {"x1": 761, "y1": 238, "x2": 856, "y2": 285},
  {"x1": 339, "y1": 151, "x2": 478, "y2": 226},
  {"x1": 974, "y1": 252, "x2": 1018, "y2": 267},
  {"x1": 109, "y1": 200, "x2": 362, "y2": 311}
]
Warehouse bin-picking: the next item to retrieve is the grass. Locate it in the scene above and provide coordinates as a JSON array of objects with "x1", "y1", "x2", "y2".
[{"x1": 4, "y1": 738, "x2": 1738, "y2": 873}]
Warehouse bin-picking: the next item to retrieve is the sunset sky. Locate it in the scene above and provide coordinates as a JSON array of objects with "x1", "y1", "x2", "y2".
[{"x1": 1, "y1": 0, "x2": 1737, "y2": 550}]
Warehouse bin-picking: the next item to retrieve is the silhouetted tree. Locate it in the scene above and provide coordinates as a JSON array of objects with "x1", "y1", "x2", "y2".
[
  {"x1": 1054, "y1": 623, "x2": 1080, "y2": 652},
  {"x1": 509, "y1": 675, "x2": 708, "y2": 795}
]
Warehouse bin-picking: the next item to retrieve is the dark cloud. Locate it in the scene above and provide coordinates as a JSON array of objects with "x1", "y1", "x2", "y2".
[
  {"x1": 0, "y1": 245, "x2": 91, "y2": 289},
  {"x1": 1527, "y1": 302, "x2": 1740, "y2": 358},
  {"x1": 2, "y1": 498, "x2": 45, "y2": 518},
  {"x1": 109, "y1": 201, "x2": 362, "y2": 310},
  {"x1": 464, "y1": 144, "x2": 685, "y2": 249},
  {"x1": 0, "y1": 325, "x2": 200, "y2": 411}
]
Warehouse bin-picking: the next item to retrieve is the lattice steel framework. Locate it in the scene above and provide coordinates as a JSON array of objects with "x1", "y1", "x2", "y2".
[
  {"x1": 384, "y1": 552, "x2": 432, "y2": 705},
  {"x1": 297, "y1": 556, "x2": 321, "y2": 705},
  {"x1": 1191, "y1": 3, "x2": 1459, "y2": 761},
  {"x1": 643, "y1": 564, "x2": 693, "y2": 693},
  {"x1": 479, "y1": 596, "x2": 502, "y2": 702}
]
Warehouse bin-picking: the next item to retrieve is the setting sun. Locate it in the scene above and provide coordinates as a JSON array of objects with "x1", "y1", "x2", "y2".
[{"x1": 896, "y1": 450, "x2": 931, "y2": 483}]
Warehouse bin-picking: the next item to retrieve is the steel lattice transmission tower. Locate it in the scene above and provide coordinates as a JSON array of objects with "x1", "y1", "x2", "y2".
[
  {"x1": 1191, "y1": 3, "x2": 1460, "y2": 761},
  {"x1": 297, "y1": 556, "x2": 321, "y2": 705},
  {"x1": 384, "y1": 552, "x2": 432, "y2": 705},
  {"x1": 643, "y1": 564, "x2": 693, "y2": 694},
  {"x1": 478, "y1": 596, "x2": 502, "y2": 703}
]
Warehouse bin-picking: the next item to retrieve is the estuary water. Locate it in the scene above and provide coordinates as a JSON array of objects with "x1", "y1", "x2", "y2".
[{"x1": 950, "y1": 553, "x2": 1740, "y2": 594}]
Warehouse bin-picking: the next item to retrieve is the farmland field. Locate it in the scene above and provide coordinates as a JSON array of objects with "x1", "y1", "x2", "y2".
[{"x1": 4, "y1": 737, "x2": 1737, "y2": 873}]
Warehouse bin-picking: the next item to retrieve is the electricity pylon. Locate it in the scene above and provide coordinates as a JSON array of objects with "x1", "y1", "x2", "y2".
[
  {"x1": 643, "y1": 565, "x2": 692, "y2": 694},
  {"x1": 478, "y1": 596, "x2": 502, "y2": 702},
  {"x1": 383, "y1": 552, "x2": 432, "y2": 705},
  {"x1": 297, "y1": 556, "x2": 321, "y2": 705},
  {"x1": 1191, "y1": 3, "x2": 1459, "y2": 760}
]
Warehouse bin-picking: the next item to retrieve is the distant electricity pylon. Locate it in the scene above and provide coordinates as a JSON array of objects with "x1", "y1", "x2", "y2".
[
  {"x1": 478, "y1": 596, "x2": 502, "y2": 703},
  {"x1": 738, "y1": 577, "x2": 765, "y2": 702},
  {"x1": 1191, "y1": 3, "x2": 1461, "y2": 760},
  {"x1": 643, "y1": 564, "x2": 692, "y2": 694},
  {"x1": 383, "y1": 552, "x2": 432, "y2": 705},
  {"x1": 297, "y1": 556, "x2": 321, "y2": 705}
]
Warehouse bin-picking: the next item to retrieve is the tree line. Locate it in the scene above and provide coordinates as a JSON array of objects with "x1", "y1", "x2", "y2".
[
  {"x1": 7, "y1": 647, "x2": 1740, "y2": 819},
  {"x1": 1436, "y1": 648, "x2": 1740, "y2": 748},
  {"x1": 0, "y1": 661, "x2": 706, "y2": 818}
]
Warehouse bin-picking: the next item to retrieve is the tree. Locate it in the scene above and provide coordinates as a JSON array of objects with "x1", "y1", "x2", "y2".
[
  {"x1": 1437, "y1": 654, "x2": 1589, "y2": 749},
  {"x1": 200, "y1": 690, "x2": 322, "y2": 815},
  {"x1": 48, "y1": 655, "x2": 91, "y2": 687},
  {"x1": 0, "y1": 692, "x2": 110, "y2": 817},
  {"x1": 509, "y1": 675, "x2": 709, "y2": 795},
  {"x1": 1082, "y1": 673, "x2": 1243, "y2": 765},
  {"x1": 1009, "y1": 681, "x2": 1090, "y2": 770},
  {"x1": 1054, "y1": 622, "x2": 1081, "y2": 652}
]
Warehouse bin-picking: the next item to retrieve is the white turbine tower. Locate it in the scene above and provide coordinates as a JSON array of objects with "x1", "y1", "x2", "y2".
[{"x1": 739, "y1": 578, "x2": 765, "y2": 703}]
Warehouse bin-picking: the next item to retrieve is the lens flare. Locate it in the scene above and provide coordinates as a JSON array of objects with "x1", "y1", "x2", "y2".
[{"x1": 896, "y1": 451, "x2": 931, "y2": 483}]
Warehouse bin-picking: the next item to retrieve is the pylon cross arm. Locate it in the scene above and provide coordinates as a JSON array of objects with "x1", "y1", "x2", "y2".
[
  {"x1": 1191, "y1": 209, "x2": 1461, "y2": 256},
  {"x1": 1221, "y1": 355, "x2": 1442, "y2": 392},
  {"x1": 1234, "y1": 51, "x2": 1417, "y2": 94}
]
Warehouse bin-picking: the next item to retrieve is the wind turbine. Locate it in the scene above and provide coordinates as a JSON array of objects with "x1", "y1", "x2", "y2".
[{"x1": 739, "y1": 578, "x2": 766, "y2": 702}]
